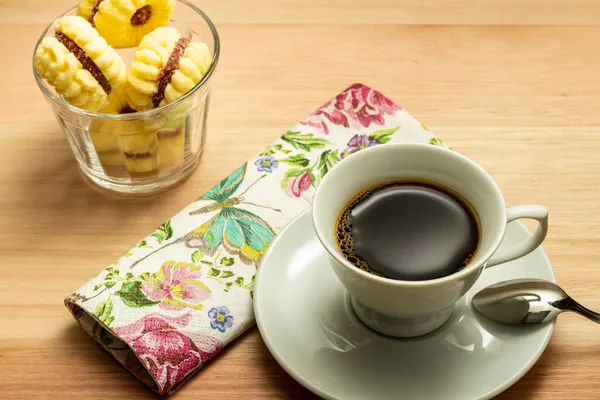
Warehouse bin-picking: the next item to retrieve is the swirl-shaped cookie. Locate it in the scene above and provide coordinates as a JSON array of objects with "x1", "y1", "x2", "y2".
[
  {"x1": 125, "y1": 27, "x2": 212, "y2": 111},
  {"x1": 34, "y1": 16, "x2": 126, "y2": 111},
  {"x1": 78, "y1": 0, "x2": 175, "y2": 48}
]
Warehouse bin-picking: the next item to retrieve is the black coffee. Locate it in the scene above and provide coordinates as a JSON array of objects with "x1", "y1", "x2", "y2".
[{"x1": 335, "y1": 181, "x2": 480, "y2": 281}]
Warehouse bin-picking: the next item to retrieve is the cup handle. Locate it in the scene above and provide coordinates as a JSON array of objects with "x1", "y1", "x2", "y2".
[{"x1": 485, "y1": 205, "x2": 549, "y2": 268}]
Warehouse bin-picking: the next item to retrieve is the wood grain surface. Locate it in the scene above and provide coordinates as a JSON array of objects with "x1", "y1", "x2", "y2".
[{"x1": 1, "y1": 0, "x2": 600, "y2": 398}]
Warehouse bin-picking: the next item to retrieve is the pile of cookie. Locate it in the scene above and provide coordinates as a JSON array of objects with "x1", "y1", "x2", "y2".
[{"x1": 34, "y1": 0, "x2": 213, "y2": 176}]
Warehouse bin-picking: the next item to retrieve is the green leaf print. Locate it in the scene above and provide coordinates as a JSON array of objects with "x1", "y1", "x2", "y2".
[
  {"x1": 115, "y1": 282, "x2": 160, "y2": 308},
  {"x1": 279, "y1": 154, "x2": 310, "y2": 167},
  {"x1": 308, "y1": 171, "x2": 317, "y2": 187},
  {"x1": 369, "y1": 126, "x2": 399, "y2": 144},
  {"x1": 220, "y1": 270, "x2": 235, "y2": 278},
  {"x1": 259, "y1": 147, "x2": 275, "y2": 157},
  {"x1": 281, "y1": 131, "x2": 330, "y2": 152},
  {"x1": 94, "y1": 297, "x2": 115, "y2": 327},
  {"x1": 316, "y1": 150, "x2": 341, "y2": 181},
  {"x1": 206, "y1": 266, "x2": 254, "y2": 293},
  {"x1": 151, "y1": 220, "x2": 173, "y2": 244},
  {"x1": 281, "y1": 167, "x2": 311, "y2": 189},
  {"x1": 284, "y1": 168, "x2": 306, "y2": 178},
  {"x1": 191, "y1": 250, "x2": 204, "y2": 263},
  {"x1": 259, "y1": 144, "x2": 284, "y2": 156},
  {"x1": 220, "y1": 256, "x2": 235, "y2": 267},
  {"x1": 429, "y1": 137, "x2": 452, "y2": 150}
]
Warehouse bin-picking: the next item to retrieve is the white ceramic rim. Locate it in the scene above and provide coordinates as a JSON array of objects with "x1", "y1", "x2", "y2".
[
  {"x1": 255, "y1": 209, "x2": 556, "y2": 400},
  {"x1": 312, "y1": 143, "x2": 508, "y2": 288}
]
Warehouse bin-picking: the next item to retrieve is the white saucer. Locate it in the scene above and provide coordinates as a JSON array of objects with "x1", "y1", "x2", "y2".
[{"x1": 255, "y1": 210, "x2": 556, "y2": 400}]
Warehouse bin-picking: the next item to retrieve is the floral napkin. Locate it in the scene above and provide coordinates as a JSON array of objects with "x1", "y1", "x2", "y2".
[{"x1": 65, "y1": 83, "x2": 447, "y2": 395}]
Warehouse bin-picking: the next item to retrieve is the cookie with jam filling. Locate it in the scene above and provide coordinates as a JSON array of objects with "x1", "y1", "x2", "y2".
[
  {"x1": 78, "y1": 0, "x2": 175, "y2": 48},
  {"x1": 124, "y1": 27, "x2": 212, "y2": 111},
  {"x1": 34, "y1": 16, "x2": 126, "y2": 111}
]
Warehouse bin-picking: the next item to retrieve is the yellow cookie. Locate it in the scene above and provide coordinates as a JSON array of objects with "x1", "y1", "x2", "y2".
[
  {"x1": 99, "y1": 85, "x2": 136, "y2": 115},
  {"x1": 90, "y1": 88, "x2": 139, "y2": 172},
  {"x1": 120, "y1": 131, "x2": 160, "y2": 175},
  {"x1": 34, "y1": 16, "x2": 126, "y2": 111},
  {"x1": 125, "y1": 27, "x2": 212, "y2": 111},
  {"x1": 157, "y1": 117, "x2": 185, "y2": 171},
  {"x1": 90, "y1": 89, "x2": 137, "y2": 144},
  {"x1": 78, "y1": 0, "x2": 175, "y2": 49},
  {"x1": 95, "y1": 88, "x2": 159, "y2": 175}
]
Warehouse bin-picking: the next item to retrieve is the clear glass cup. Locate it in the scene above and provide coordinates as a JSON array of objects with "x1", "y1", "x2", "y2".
[{"x1": 32, "y1": 0, "x2": 219, "y2": 196}]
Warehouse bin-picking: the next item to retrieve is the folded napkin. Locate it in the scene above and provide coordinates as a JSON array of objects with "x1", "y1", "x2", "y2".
[{"x1": 65, "y1": 83, "x2": 447, "y2": 394}]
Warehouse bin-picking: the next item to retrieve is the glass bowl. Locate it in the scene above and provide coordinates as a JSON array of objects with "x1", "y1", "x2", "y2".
[{"x1": 33, "y1": 0, "x2": 220, "y2": 196}]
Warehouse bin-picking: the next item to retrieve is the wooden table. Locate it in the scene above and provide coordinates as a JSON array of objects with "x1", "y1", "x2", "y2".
[{"x1": 2, "y1": 0, "x2": 600, "y2": 398}]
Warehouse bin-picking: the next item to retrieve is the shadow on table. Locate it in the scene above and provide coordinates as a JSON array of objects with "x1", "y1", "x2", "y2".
[
  {"x1": 13, "y1": 131, "x2": 195, "y2": 250},
  {"x1": 256, "y1": 335, "x2": 320, "y2": 399},
  {"x1": 63, "y1": 323, "x2": 161, "y2": 399},
  {"x1": 64, "y1": 322, "x2": 272, "y2": 399},
  {"x1": 16, "y1": 133, "x2": 184, "y2": 204}
]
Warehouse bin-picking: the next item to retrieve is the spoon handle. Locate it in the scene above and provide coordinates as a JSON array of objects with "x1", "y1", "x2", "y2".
[{"x1": 555, "y1": 297, "x2": 600, "y2": 324}]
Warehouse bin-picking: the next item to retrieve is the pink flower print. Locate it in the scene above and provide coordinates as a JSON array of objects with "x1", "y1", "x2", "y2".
[
  {"x1": 141, "y1": 261, "x2": 210, "y2": 311},
  {"x1": 114, "y1": 313, "x2": 223, "y2": 394},
  {"x1": 299, "y1": 83, "x2": 400, "y2": 134},
  {"x1": 301, "y1": 111, "x2": 330, "y2": 135},
  {"x1": 334, "y1": 83, "x2": 400, "y2": 128},
  {"x1": 300, "y1": 107, "x2": 349, "y2": 135},
  {"x1": 284, "y1": 172, "x2": 312, "y2": 198}
]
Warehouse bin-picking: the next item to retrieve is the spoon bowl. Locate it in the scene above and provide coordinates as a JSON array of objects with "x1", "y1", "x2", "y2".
[{"x1": 472, "y1": 278, "x2": 600, "y2": 325}]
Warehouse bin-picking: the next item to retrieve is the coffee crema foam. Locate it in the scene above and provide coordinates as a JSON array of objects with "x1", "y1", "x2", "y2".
[
  {"x1": 335, "y1": 182, "x2": 478, "y2": 279},
  {"x1": 335, "y1": 185, "x2": 386, "y2": 277}
]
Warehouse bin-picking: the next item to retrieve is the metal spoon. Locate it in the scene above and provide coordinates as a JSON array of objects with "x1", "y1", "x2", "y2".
[{"x1": 472, "y1": 278, "x2": 600, "y2": 325}]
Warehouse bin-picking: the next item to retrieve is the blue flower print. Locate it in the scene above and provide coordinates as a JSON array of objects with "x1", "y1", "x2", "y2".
[
  {"x1": 254, "y1": 156, "x2": 279, "y2": 173},
  {"x1": 208, "y1": 306, "x2": 234, "y2": 333}
]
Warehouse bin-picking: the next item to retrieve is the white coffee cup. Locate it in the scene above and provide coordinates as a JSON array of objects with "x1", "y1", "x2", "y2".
[{"x1": 312, "y1": 143, "x2": 548, "y2": 338}]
